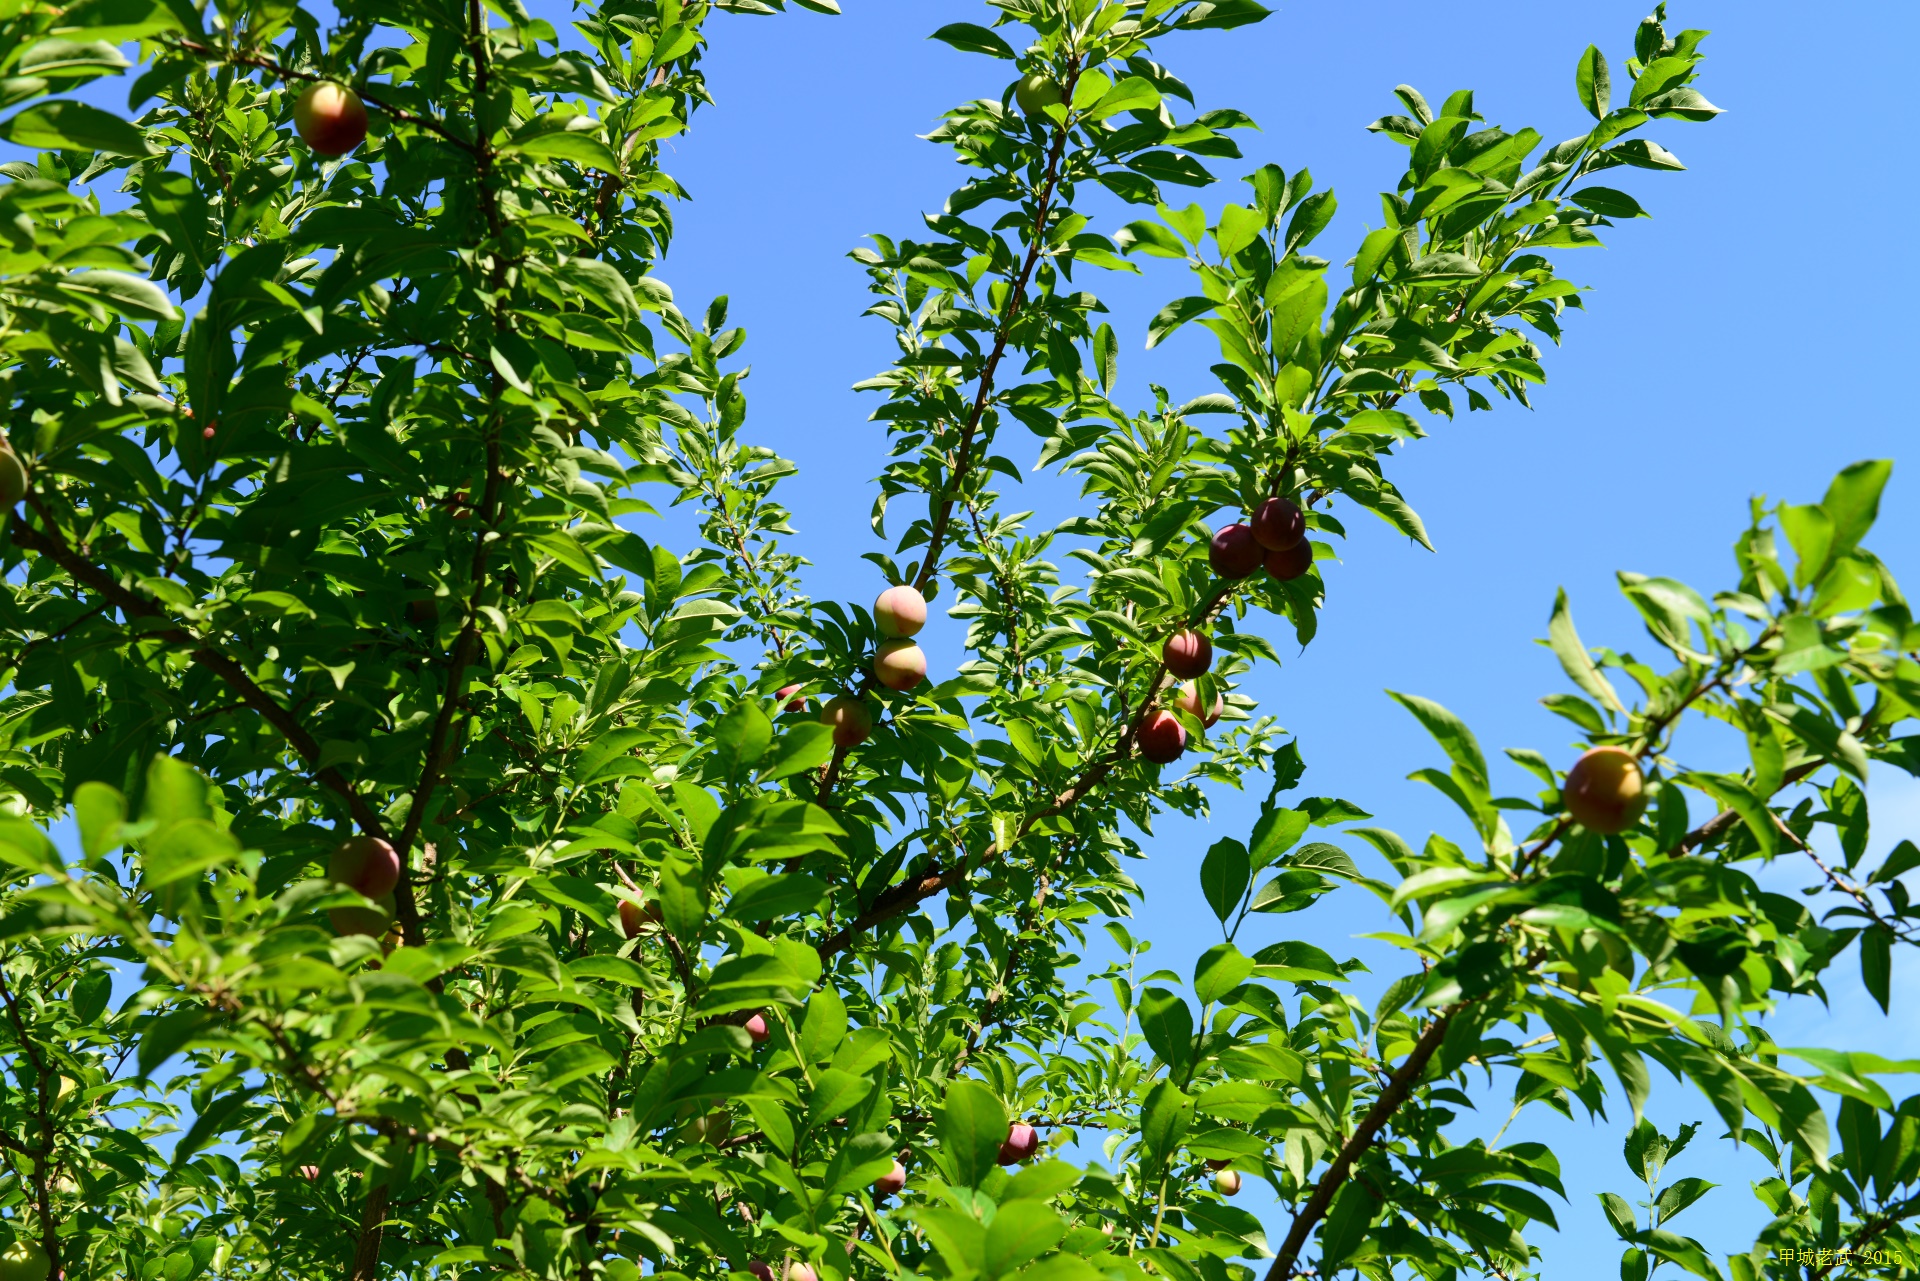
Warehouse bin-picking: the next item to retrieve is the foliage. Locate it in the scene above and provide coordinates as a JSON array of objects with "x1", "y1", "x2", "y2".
[{"x1": 0, "y1": 1, "x2": 1915, "y2": 1280}]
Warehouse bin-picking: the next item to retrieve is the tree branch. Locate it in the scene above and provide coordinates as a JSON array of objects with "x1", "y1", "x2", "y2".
[
  {"x1": 1262, "y1": 1007, "x2": 1460, "y2": 1281},
  {"x1": 10, "y1": 516, "x2": 394, "y2": 844},
  {"x1": 910, "y1": 54, "x2": 1083, "y2": 600}
]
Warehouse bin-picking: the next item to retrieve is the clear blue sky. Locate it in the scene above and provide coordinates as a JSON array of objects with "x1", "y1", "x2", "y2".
[{"x1": 646, "y1": 0, "x2": 1920, "y2": 1272}]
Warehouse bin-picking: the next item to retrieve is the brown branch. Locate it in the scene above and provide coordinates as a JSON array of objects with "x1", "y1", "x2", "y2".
[
  {"x1": 10, "y1": 516, "x2": 394, "y2": 845},
  {"x1": 963, "y1": 497, "x2": 1024, "y2": 677},
  {"x1": 910, "y1": 54, "x2": 1084, "y2": 600},
  {"x1": 0, "y1": 961, "x2": 60, "y2": 1279},
  {"x1": 1664, "y1": 760, "x2": 1819, "y2": 858},
  {"x1": 387, "y1": 0, "x2": 512, "y2": 946},
  {"x1": 1262, "y1": 1007, "x2": 1460, "y2": 1281},
  {"x1": 348, "y1": 1181, "x2": 391, "y2": 1281}
]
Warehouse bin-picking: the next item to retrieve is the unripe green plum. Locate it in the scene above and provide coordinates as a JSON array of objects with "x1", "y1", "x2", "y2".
[
  {"x1": 1252, "y1": 496, "x2": 1305, "y2": 550},
  {"x1": 1209, "y1": 523, "x2": 1262, "y2": 579},
  {"x1": 294, "y1": 82, "x2": 368, "y2": 156},
  {"x1": 328, "y1": 834, "x2": 401, "y2": 899},
  {"x1": 1163, "y1": 629, "x2": 1212, "y2": 679},
  {"x1": 1136, "y1": 710, "x2": 1186, "y2": 764},
  {"x1": 618, "y1": 898, "x2": 661, "y2": 939},
  {"x1": 821, "y1": 695, "x2": 873, "y2": 747},
  {"x1": 1564, "y1": 746, "x2": 1646, "y2": 834},
  {"x1": 0, "y1": 1240, "x2": 49, "y2": 1281},
  {"x1": 1214, "y1": 1169, "x2": 1242, "y2": 1195},
  {"x1": 874, "y1": 639, "x2": 926, "y2": 691},
  {"x1": 0, "y1": 442, "x2": 27, "y2": 509},
  {"x1": 873, "y1": 584, "x2": 927, "y2": 638},
  {"x1": 1013, "y1": 73, "x2": 1063, "y2": 115}
]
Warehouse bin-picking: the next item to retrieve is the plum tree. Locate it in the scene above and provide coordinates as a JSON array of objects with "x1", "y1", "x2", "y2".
[
  {"x1": 291, "y1": 81, "x2": 367, "y2": 156},
  {"x1": 1162, "y1": 628, "x2": 1212, "y2": 679},
  {"x1": 15, "y1": 10, "x2": 1908, "y2": 1281},
  {"x1": 1563, "y1": 745, "x2": 1647, "y2": 833}
]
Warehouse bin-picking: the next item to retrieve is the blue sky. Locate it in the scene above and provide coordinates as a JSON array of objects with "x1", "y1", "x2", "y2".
[{"x1": 644, "y1": 0, "x2": 1920, "y2": 1272}]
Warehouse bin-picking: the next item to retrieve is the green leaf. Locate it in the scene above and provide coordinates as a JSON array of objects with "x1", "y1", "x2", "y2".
[
  {"x1": 143, "y1": 754, "x2": 211, "y2": 824},
  {"x1": 70, "y1": 970, "x2": 111, "y2": 1025},
  {"x1": 1145, "y1": 296, "x2": 1218, "y2": 348},
  {"x1": 1193, "y1": 942, "x2": 1254, "y2": 1004},
  {"x1": 1654, "y1": 1176, "x2": 1717, "y2": 1223},
  {"x1": 1821, "y1": 459, "x2": 1892, "y2": 556},
  {"x1": 1, "y1": 98, "x2": 150, "y2": 154},
  {"x1": 1386, "y1": 691, "x2": 1488, "y2": 785},
  {"x1": 938, "y1": 1079, "x2": 1007, "y2": 1189},
  {"x1": 1137, "y1": 986, "x2": 1194, "y2": 1072},
  {"x1": 1249, "y1": 807, "x2": 1308, "y2": 868},
  {"x1": 1576, "y1": 44, "x2": 1611, "y2": 119},
  {"x1": 758, "y1": 722, "x2": 835, "y2": 782},
  {"x1": 138, "y1": 1005, "x2": 214, "y2": 1078},
  {"x1": 984, "y1": 1200, "x2": 1067, "y2": 1278},
  {"x1": 800, "y1": 984, "x2": 847, "y2": 1064},
  {"x1": 724, "y1": 873, "x2": 827, "y2": 923},
  {"x1": 1283, "y1": 189, "x2": 1336, "y2": 253},
  {"x1": 1178, "y1": 0, "x2": 1271, "y2": 30},
  {"x1": 1198, "y1": 838, "x2": 1250, "y2": 923},
  {"x1": 1547, "y1": 588, "x2": 1625, "y2": 713},
  {"x1": 55, "y1": 270, "x2": 178, "y2": 321},
  {"x1": 657, "y1": 854, "x2": 707, "y2": 940},
  {"x1": 1139, "y1": 1080, "x2": 1193, "y2": 1172},
  {"x1": 1004, "y1": 1160, "x2": 1080, "y2": 1202},
  {"x1": 930, "y1": 22, "x2": 1015, "y2": 58},
  {"x1": 807, "y1": 1068, "x2": 873, "y2": 1126},
  {"x1": 1861, "y1": 925, "x2": 1892, "y2": 1014},
  {"x1": 1318, "y1": 1180, "x2": 1376, "y2": 1269},
  {"x1": 506, "y1": 131, "x2": 619, "y2": 168}
]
